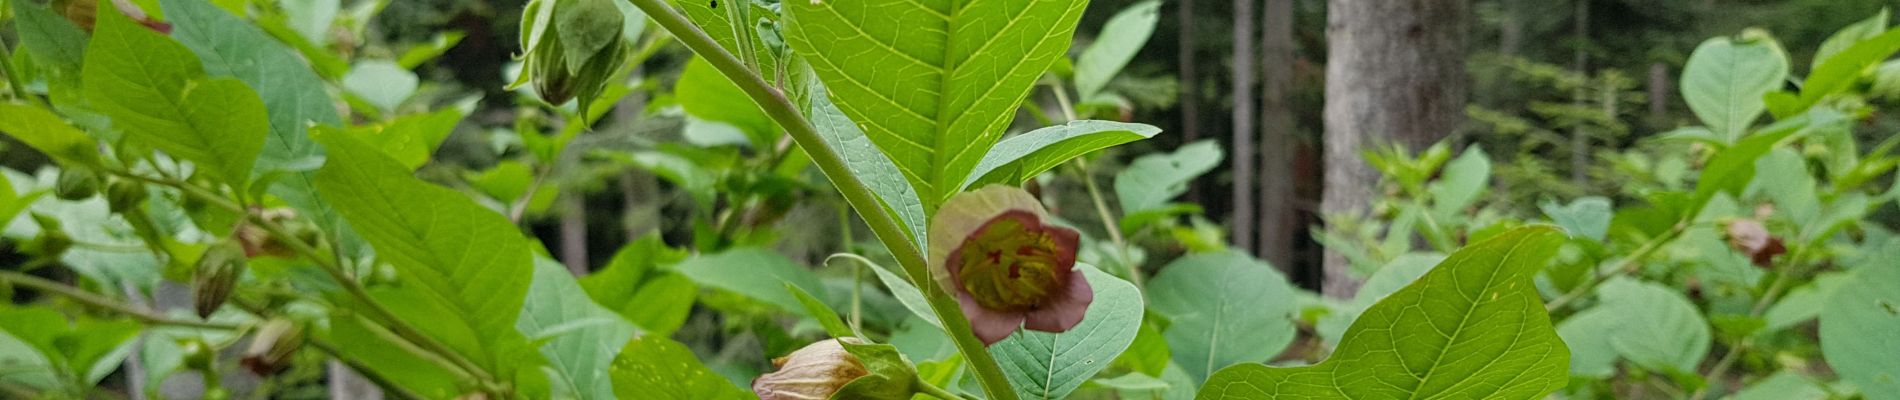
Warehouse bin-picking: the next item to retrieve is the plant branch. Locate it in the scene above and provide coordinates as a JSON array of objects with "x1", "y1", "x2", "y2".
[
  {"x1": 1077, "y1": 159, "x2": 1142, "y2": 290},
  {"x1": 0, "y1": 38, "x2": 43, "y2": 105},
  {"x1": 617, "y1": 1, "x2": 1020, "y2": 398},
  {"x1": 1688, "y1": 249, "x2": 1809, "y2": 400},
  {"x1": 0, "y1": 271, "x2": 243, "y2": 330},
  {"x1": 1545, "y1": 219, "x2": 1689, "y2": 311}
]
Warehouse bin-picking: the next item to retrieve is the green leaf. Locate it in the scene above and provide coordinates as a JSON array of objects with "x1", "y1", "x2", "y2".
[
  {"x1": 610, "y1": 335, "x2": 752, "y2": 399},
  {"x1": 1540, "y1": 197, "x2": 1612, "y2": 242},
  {"x1": 789, "y1": 283, "x2": 857, "y2": 338},
  {"x1": 164, "y1": 0, "x2": 339, "y2": 172},
  {"x1": 677, "y1": 0, "x2": 778, "y2": 78},
  {"x1": 0, "y1": 103, "x2": 100, "y2": 166},
  {"x1": 1762, "y1": 272, "x2": 1849, "y2": 334},
  {"x1": 518, "y1": 257, "x2": 637, "y2": 400},
  {"x1": 1073, "y1": 0, "x2": 1160, "y2": 99},
  {"x1": 82, "y1": 8, "x2": 268, "y2": 189},
  {"x1": 1427, "y1": 147, "x2": 1489, "y2": 217},
  {"x1": 1813, "y1": 9, "x2": 1889, "y2": 71},
  {"x1": 1786, "y1": 25, "x2": 1900, "y2": 115},
  {"x1": 313, "y1": 133, "x2": 537, "y2": 375},
  {"x1": 1732, "y1": 372, "x2": 1829, "y2": 400},
  {"x1": 580, "y1": 237, "x2": 695, "y2": 335},
  {"x1": 1820, "y1": 248, "x2": 1900, "y2": 400},
  {"x1": 555, "y1": 0, "x2": 625, "y2": 73},
  {"x1": 1595, "y1": 278, "x2": 1710, "y2": 374},
  {"x1": 990, "y1": 263, "x2": 1144, "y2": 399},
  {"x1": 962, "y1": 120, "x2": 1162, "y2": 189},
  {"x1": 1555, "y1": 307, "x2": 1621, "y2": 378},
  {"x1": 343, "y1": 61, "x2": 420, "y2": 112},
  {"x1": 828, "y1": 254, "x2": 938, "y2": 328},
  {"x1": 0, "y1": 306, "x2": 142, "y2": 389},
  {"x1": 806, "y1": 79, "x2": 928, "y2": 249},
  {"x1": 785, "y1": 0, "x2": 1092, "y2": 204},
  {"x1": 398, "y1": 32, "x2": 469, "y2": 69},
  {"x1": 323, "y1": 314, "x2": 464, "y2": 398},
  {"x1": 1695, "y1": 122, "x2": 1799, "y2": 208},
  {"x1": 678, "y1": 57, "x2": 778, "y2": 148},
  {"x1": 1680, "y1": 32, "x2": 1788, "y2": 140},
  {"x1": 1115, "y1": 140, "x2": 1222, "y2": 214},
  {"x1": 10, "y1": 1, "x2": 89, "y2": 73},
  {"x1": 621, "y1": 274, "x2": 697, "y2": 336},
  {"x1": 331, "y1": 106, "x2": 468, "y2": 171},
  {"x1": 280, "y1": 0, "x2": 339, "y2": 45},
  {"x1": 671, "y1": 248, "x2": 830, "y2": 316},
  {"x1": 1197, "y1": 227, "x2": 1569, "y2": 399},
  {"x1": 834, "y1": 341, "x2": 921, "y2": 399},
  {"x1": 1149, "y1": 250, "x2": 1296, "y2": 382}
]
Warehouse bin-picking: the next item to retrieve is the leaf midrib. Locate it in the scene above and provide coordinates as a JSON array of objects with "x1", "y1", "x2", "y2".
[{"x1": 1404, "y1": 236, "x2": 1533, "y2": 400}]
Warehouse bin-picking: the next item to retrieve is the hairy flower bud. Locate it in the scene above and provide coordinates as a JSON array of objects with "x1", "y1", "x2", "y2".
[
  {"x1": 193, "y1": 241, "x2": 247, "y2": 318},
  {"x1": 54, "y1": 167, "x2": 99, "y2": 201},
  {"x1": 513, "y1": 0, "x2": 628, "y2": 111},
  {"x1": 105, "y1": 178, "x2": 147, "y2": 213},
  {"x1": 241, "y1": 318, "x2": 305, "y2": 376},
  {"x1": 752, "y1": 339, "x2": 869, "y2": 400},
  {"x1": 1723, "y1": 218, "x2": 1785, "y2": 268}
]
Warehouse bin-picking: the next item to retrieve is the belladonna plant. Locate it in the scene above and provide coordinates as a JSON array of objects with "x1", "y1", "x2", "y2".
[{"x1": 929, "y1": 185, "x2": 1092, "y2": 345}]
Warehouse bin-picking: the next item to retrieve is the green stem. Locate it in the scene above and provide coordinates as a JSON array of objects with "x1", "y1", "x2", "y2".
[
  {"x1": 915, "y1": 378, "x2": 964, "y2": 400},
  {"x1": 1544, "y1": 219, "x2": 1689, "y2": 311},
  {"x1": 0, "y1": 271, "x2": 243, "y2": 330},
  {"x1": 0, "y1": 37, "x2": 41, "y2": 105},
  {"x1": 1688, "y1": 249, "x2": 1809, "y2": 400},
  {"x1": 109, "y1": 172, "x2": 503, "y2": 391},
  {"x1": 619, "y1": 1, "x2": 1019, "y2": 398},
  {"x1": 1078, "y1": 159, "x2": 1142, "y2": 290}
]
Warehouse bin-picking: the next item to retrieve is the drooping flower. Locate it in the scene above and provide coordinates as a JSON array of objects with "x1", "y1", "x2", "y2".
[
  {"x1": 752, "y1": 339, "x2": 869, "y2": 400},
  {"x1": 929, "y1": 185, "x2": 1090, "y2": 345}
]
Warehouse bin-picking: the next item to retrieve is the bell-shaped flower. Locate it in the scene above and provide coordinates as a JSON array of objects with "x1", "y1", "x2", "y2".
[
  {"x1": 752, "y1": 339, "x2": 869, "y2": 400},
  {"x1": 929, "y1": 185, "x2": 1091, "y2": 345}
]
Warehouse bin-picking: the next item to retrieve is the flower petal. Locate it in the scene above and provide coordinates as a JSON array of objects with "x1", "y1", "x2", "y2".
[
  {"x1": 1023, "y1": 271, "x2": 1092, "y2": 333},
  {"x1": 959, "y1": 291, "x2": 1026, "y2": 345}
]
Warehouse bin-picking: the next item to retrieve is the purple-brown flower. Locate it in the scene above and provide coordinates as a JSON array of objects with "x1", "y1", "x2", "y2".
[{"x1": 929, "y1": 185, "x2": 1091, "y2": 345}]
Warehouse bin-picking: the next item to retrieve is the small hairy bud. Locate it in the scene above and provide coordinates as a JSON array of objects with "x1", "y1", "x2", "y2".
[
  {"x1": 193, "y1": 241, "x2": 248, "y2": 318},
  {"x1": 752, "y1": 339, "x2": 869, "y2": 400},
  {"x1": 54, "y1": 167, "x2": 99, "y2": 201},
  {"x1": 241, "y1": 318, "x2": 305, "y2": 376}
]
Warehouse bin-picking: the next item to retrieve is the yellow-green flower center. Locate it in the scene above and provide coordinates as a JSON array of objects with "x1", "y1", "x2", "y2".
[{"x1": 954, "y1": 213, "x2": 1067, "y2": 311}]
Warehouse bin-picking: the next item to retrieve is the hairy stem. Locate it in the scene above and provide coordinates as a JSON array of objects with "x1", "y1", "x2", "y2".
[
  {"x1": 0, "y1": 271, "x2": 241, "y2": 330},
  {"x1": 619, "y1": 1, "x2": 1020, "y2": 398}
]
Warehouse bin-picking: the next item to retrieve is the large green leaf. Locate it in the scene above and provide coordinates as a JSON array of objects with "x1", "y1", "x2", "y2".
[
  {"x1": 1596, "y1": 278, "x2": 1710, "y2": 373},
  {"x1": 1149, "y1": 250, "x2": 1296, "y2": 382},
  {"x1": 1820, "y1": 248, "x2": 1900, "y2": 400},
  {"x1": 806, "y1": 78, "x2": 928, "y2": 248},
  {"x1": 1695, "y1": 122, "x2": 1799, "y2": 209},
  {"x1": 990, "y1": 263, "x2": 1144, "y2": 399},
  {"x1": 962, "y1": 120, "x2": 1161, "y2": 190},
  {"x1": 609, "y1": 335, "x2": 752, "y2": 399},
  {"x1": 1555, "y1": 307, "x2": 1621, "y2": 378},
  {"x1": 342, "y1": 61, "x2": 420, "y2": 113},
  {"x1": 312, "y1": 133, "x2": 536, "y2": 375},
  {"x1": 1541, "y1": 197, "x2": 1613, "y2": 242},
  {"x1": 1197, "y1": 227, "x2": 1569, "y2": 399},
  {"x1": 670, "y1": 248, "x2": 830, "y2": 316},
  {"x1": 1427, "y1": 147, "x2": 1489, "y2": 217},
  {"x1": 1778, "y1": 25, "x2": 1900, "y2": 115},
  {"x1": 784, "y1": 0, "x2": 1092, "y2": 204},
  {"x1": 518, "y1": 257, "x2": 637, "y2": 400},
  {"x1": 81, "y1": 6, "x2": 267, "y2": 189},
  {"x1": 677, "y1": 0, "x2": 779, "y2": 78},
  {"x1": 1732, "y1": 372, "x2": 1829, "y2": 400},
  {"x1": 0, "y1": 306, "x2": 142, "y2": 390},
  {"x1": 579, "y1": 237, "x2": 696, "y2": 335},
  {"x1": 1680, "y1": 33, "x2": 1788, "y2": 140},
  {"x1": 1073, "y1": 0, "x2": 1160, "y2": 99},
  {"x1": 163, "y1": 0, "x2": 338, "y2": 172},
  {"x1": 678, "y1": 57, "x2": 777, "y2": 148},
  {"x1": 1813, "y1": 9, "x2": 1889, "y2": 71},
  {"x1": 0, "y1": 103, "x2": 99, "y2": 166},
  {"x1": 323, "y1": 313, "x2": 464, "y2": 398},
  {"x1": 1115, "y1": 140, "x2": 1222, "y2": 214},
  {"x1": 10, "y1": 1, "x2": 89, "y2": 73}
]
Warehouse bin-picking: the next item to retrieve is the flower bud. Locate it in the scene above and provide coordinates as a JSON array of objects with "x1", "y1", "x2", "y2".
[
  {"x1": 514, "y1": 0, "x2": 628, "y2": 111},
  {"x1": 179, "y1": 338, "x2": 215, "y2": 372},
  {"x1": 1723, "y1": 218, "x2": 1785, "y2": 269},
  {"x1": 193, "y1": 241, "x2": 247, "y2": 318},
  {"x1": 54, "y1": 167, "x2": 100, "y2": 201},
  {"x1": 752, "y1": 339, "x2": 869, "y2": 400},
  {"x1": 105, "y1": 178, "x2": 147, "y2": 213},
  {"x1": 241, "y1": 318, "x2": 305, "y2": 376}
]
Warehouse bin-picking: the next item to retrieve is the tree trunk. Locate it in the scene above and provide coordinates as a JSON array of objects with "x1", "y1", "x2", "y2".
[
  {"x1": 559, "y1": 192, "x2": 589, "y2": 275},
  {"x1": 1649, "y1": 62, "x2": 1670, "y2": 121},
  {"x1": 1229, "y1": 0, "x2": 1257, "y2": 253},
  {"x1": 1569, "y1": 0, "x2": 1591, "y2": 184},
  {"x1": 1321, "y1": 0, "x2": 1468, "y2": 298},
  {"x1": 1256, "y1": 0, "x2": 1296, "y2": 270},
  {"x1": 1178, "y1": 0, "x2": 1204, "y2": 204}
]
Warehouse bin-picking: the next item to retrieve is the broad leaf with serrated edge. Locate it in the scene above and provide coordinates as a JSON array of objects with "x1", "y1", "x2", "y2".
[
  {"x1": 962, "y1": 120, "x2": 1161, "y2": 190},
  {"x1": 312, "y1": 133, "x2": 536, "y2": 377},
  {"x1": 1197, "y1": 227, "x2": 1569, "y2": 399},
  {"x1": 785, "y1": 0, "x2": 1091, "y2": 205},
  {"x1": 991, "y1": 263, "x2": 1143, "y2": 399}
]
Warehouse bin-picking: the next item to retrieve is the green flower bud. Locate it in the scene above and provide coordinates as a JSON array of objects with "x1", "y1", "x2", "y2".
[
  {"x1": 193, "y1": 241, "x2": 247, "y2": 318},
  {"x1": 179, "y1": 338, "x2": 215, "y2": 372},
  {"x1": 514, "y1": 0, "x2": 628, "y2": 111},
  {"x1": 241, "y1": 318, "x2": 305, "y2": 376},
  {"x1": 54, "y1": 167, "x2": 99, "y2": 201},
  {"x1": 105, "y1": 178, "x2": 147, "y2": 213}
]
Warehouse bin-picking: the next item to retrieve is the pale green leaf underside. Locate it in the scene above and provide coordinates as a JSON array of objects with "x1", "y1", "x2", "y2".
[
  {"x1": 1820, "y1": 245, "x2": 1900, "y2": 400},
  {"x1": 807, "y1": 78, "x2": 929, "y2": 248},
  {"x1": 670, "y1": 248, "x2": 830, "y2": 316},
  {"x1": 1197, "y1": 227, "x2": 1569, "y2": 400},
  {"x1": 991, "y1": 263, "x2": 1144, "y2": 400},
  {"x1": 1115, "y1": 140, "x2": 1223, "y2": 215},
  {"x1": 962, "y1": 120, "x2": 1161, "y2": 190},
  {"x1": 1149, "y1": 250, "x2": 1297, "y2": 382},
  {"x1": 1680, "y1": 35, "x2": 1788, "y2": 140},
  {"x1": 1597, "y1": 278, "x2": 1711, "y2": 373},
  {"x1": 518, "y1": 258, "x2": 636, "y2": 400},
  {"x1": 786, "y1": 0, "x2": 1091, "y2": 203},
  {"x1": 313, "y1": 133, "x2": 535, "y2": 371}
]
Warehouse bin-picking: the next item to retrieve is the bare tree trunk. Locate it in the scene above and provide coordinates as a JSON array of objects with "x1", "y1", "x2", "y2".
[
  {"x1": 1321, "y1": 0, "x2": 1468, "y2": 298},
  {"x1": 560, "y1": 192, "x2": 589, "y2": 275},
  {"x1": 1569, "y1": 0, "x2": 1591, "y2": 184},
  {"x1": 1499, "y1": 0, "x2": 1523, "y2": 56},
  {"x1": 1649, "y1": 62, "x2": 1670, "y2": 121},
  {"x1": 1179, "y1": 0, "x2": 1204, "y2": 204},
  {"x1": 1230, "y1": 0, "x2": 1257, "y2": 253},
  {"x1": 1256, "y1": 0, "x2": 1295, "y2": 270}
]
